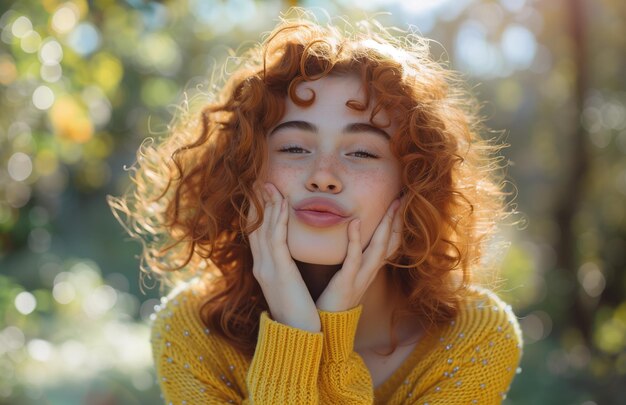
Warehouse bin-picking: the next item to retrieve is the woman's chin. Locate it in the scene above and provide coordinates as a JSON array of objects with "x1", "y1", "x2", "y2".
[
  {"x1": 287, "y1": 224, "x2": 348, "y2": 265},
  {"x1": 289, "y1": 250, "x2": 344, "y2": 266},
  {"x1": 288, "y1": 239, "x2": 346, "y2": 265}
]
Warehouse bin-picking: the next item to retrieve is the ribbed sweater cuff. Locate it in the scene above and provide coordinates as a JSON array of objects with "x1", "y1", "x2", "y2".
[
  {"x1": 318, "y1": 305, "x2": 362, "y2": 363},
  {"x1": 247, "y1": 311, "x2": 323, "y2": 400}
]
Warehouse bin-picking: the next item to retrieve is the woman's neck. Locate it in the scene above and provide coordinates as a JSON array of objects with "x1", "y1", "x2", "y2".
[
  {"x1": 294, "y1": 260, "x2": 341, "y2": 302},
  {"x1": 295, "y1": 260, "x2": 412, "y2": 351},
  {"x1": 354, "y1": 268, "x2": 406, "y2": 351}
]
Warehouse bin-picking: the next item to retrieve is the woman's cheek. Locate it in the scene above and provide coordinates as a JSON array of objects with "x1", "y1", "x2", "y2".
[
  {"x1": 355, "y1": 182, "x2": 401, "y2": 247},
  {"x1": 267, "y1": 162, "x2": 301, "y2": 196}
]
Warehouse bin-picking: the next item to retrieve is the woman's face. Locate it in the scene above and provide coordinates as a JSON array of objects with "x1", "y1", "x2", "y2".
[{"x1": 264, "y1": 75, "x2": 403, "y2": 265}]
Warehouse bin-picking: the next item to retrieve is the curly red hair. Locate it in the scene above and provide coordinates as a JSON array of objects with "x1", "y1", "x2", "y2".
[{"x1": 109, "y1": 11, "x2": 510, "y2": 358}]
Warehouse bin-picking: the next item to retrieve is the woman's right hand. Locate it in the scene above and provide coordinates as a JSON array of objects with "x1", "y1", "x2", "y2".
[{"x1": 247, "y1": 182, "x2": 321, "y2": 333}]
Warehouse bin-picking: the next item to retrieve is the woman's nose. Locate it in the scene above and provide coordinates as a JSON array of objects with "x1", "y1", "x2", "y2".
[{"x1": 305, "y1": 156, "x2": 343, "y2": 193}]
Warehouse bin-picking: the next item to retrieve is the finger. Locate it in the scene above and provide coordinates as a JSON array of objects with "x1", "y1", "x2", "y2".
[
  {"x1": 247, "y1": 197, "x2": 259, "y2": 227},
  {"x1": 362, "y1": 199, "x2": 400, "y2": 269},
  {"x1": 270, "y1": 199, "x2": 283, "y2": 229},
  {"x1": 247, "y1": 198, "x2": 264, "y2": 260},
  {"x1": 264, "y1": 183, "x2": 284, "y2": 203},
  {"x1": 255, "y1": 182, "x2": 270, "y2": 224},
  {"x1": 263, "y1": 202, "x2": 276, "y2": 243},
  {"x1": 275, "y1": 199, "x2": 288, "y2": 240},
  {"x1": 247, "y1": 182, "x2": 266, "y2": 227},
  {"x1": 262, "y1": 183, "x2": 292, "y2": 261},
  {"x1": 272, "y1": 199, "x2": 293, "y2": 261},
  {"x1": 264, "y1": 183, "x2": 284, "y2": 227},
  {"x1": 247, "y1": 184, "x2": 265, "y2": 235},
  {"x1": 385, "y1": 201, "x2": 404, "y2": 258},
  {"x1": 340, "y1": 219, "x2": 362, "y2": 277},
  {"x1": 369, "y1": 199, "x2": 399, "y2": 248},
  {"x1": 249, "y1": 228, "x2": 260, "y2": 259},
  {"x1": 388, "y1": 195, "x2": 404, "y2": 236}
]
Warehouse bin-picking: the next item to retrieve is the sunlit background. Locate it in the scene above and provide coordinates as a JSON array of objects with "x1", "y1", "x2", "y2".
[{"x1": 1, "y1": 0, "x2": 625, "y2": 404}]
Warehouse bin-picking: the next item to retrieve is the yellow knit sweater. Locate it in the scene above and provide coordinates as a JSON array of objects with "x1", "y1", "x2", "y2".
[{"x1": 151, "y1": 281, "x2": 522, "y2": 404}]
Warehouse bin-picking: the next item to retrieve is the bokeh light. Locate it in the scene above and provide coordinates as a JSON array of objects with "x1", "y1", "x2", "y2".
[
  {"x1": 577, "y1": 262, "x2": 606, "y2": 298},
  {"x1": 20, "y1": 29, "x2": 41, "y2": 53},
  {"x1": 5, "y1": 182, "x2": 31, "y2": 208},
  {"x1": 501, "y1": 24, "x2": 536, "y2": 69},
  {"x1": 27, "y1": 339, "x2": 53, "y2": 362},
  {"x1": 39, "y1": 39, "x2": 63, "y2": 63},
  {"x1": 0, "y1": 54, "x2": 18, "y2": 84},
  {"x1": 11, "y1": 16, "x2": 32, "y2": 38},
  {"x1": 32, "y1": 85, "x2": 55, "y2": 110},
  {"x1": 50, "y1": 95, "x2": 94, "y2": 143},
  {"x1": 7, "y1": 152, "x2": 33, "y2": 181},
  {"x1": 0, "y1": 0, "x2": 624, "y2": 403},
  {"x1": 15, "y1": 291, "x2": 37, "y2": 315},
  {"x1": 51, "y1": 4, "x2": 79, "y2": 34},
  {"x1": 66, "y1": 22, "x2": 100, "y2": 56},
  {"x1": 0, "y1": 326, "x2": 26, "y2": 354}
]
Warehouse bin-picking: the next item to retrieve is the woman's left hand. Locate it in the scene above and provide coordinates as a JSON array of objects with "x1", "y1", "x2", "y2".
[{"x1": 316, "y1": 197, "x2": 404, "y2": 312}]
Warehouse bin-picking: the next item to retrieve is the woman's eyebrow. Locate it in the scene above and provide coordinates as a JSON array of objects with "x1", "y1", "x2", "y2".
[
  {"x1": 269, "y1": 120, "x2": 390, "y2": 140},
  {"x1": 344, "y1": 123, "x2": 390, "y2": 140},
  {"x1": 269, "y1": 120, "x2": 315, "y2": 135}
]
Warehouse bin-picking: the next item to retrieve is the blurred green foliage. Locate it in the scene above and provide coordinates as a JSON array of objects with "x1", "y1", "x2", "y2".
[{"x1": 0, "y1": 0, "x2": 625, "y2": 404}]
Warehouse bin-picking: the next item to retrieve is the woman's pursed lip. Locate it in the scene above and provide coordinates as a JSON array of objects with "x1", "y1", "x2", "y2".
[
  {"x1": 293, "y1": 209, "x2": 348, "y2": 227},
  {"x1": 293, "y1": 197, "x2": 349, "y2": 217}
]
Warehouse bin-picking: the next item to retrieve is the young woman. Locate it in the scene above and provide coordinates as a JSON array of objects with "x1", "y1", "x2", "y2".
[{"x1": 110, "y1": 11, "x2": 522, "y2": 404}]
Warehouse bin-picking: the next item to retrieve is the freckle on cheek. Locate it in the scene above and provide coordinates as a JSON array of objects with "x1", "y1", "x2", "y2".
[{"x1": 269, "y1": 164, "x2": 300, "y2": 193}]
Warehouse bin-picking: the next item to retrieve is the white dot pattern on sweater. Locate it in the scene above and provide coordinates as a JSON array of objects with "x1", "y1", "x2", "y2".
[{"x1": 150, "y1": 282, "x2": 523, "y2": 404}]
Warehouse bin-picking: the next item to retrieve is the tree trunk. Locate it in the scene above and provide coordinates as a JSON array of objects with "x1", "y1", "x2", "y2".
[{"x1": 554, "y1": 0, "x2": 591, "y2": 343}]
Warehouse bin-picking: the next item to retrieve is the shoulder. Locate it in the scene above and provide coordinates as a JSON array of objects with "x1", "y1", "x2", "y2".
[
  {"x1": 150, "y1": 283, "x2": 252, "y2": 402},
  {"x1": 150, "y1": 279, "x2": 207, "y2": 335},
  {"x1": 457, "y1": 285, "x2": 522, "y2": 340},
  {"x1": 437, "y1": 285, "x2": 523, "y2": 362},
  {"x1": 150, "y1": 279, "x2": 243, "y2": 371},
  {"x1": 407, "y1": 290, "x2": 522, "y2": 402},
  {"x1": 150, "y1": 279, "x2": 210, "y2": 353}
]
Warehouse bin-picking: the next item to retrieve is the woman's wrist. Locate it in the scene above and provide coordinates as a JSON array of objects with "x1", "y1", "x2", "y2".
[
  {"x1": 270, "y1": 308, "x2": 321, "y2": 333},
  {"x1": 316, "y1": 292, "x2": 360, "y2": 313}
]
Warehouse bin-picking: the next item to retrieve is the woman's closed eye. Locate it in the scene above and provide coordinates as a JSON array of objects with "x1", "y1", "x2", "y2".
[
  {"x1": 277, "y1": 145, "x2": 380, "y2": 159},
  {"x1": 349, "y1": 149, "x2": 380, "y2": 159},
  {"x1": 278, "y1": 145, "x2": 308, "y2": 154}
]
